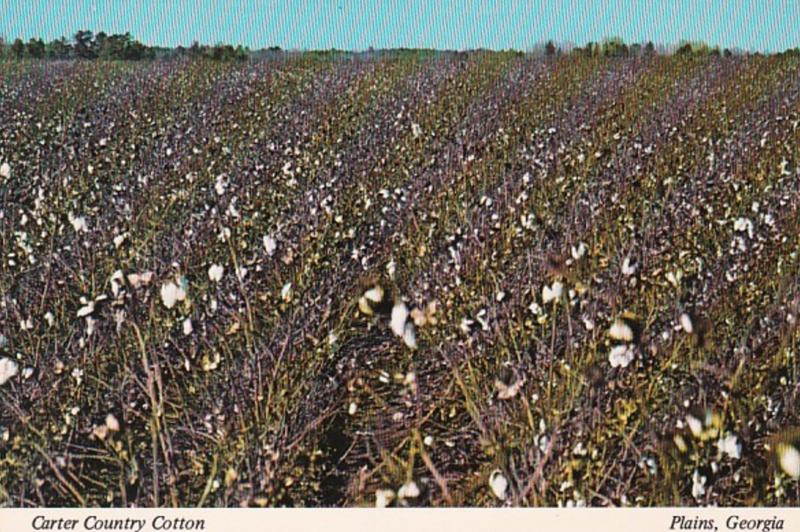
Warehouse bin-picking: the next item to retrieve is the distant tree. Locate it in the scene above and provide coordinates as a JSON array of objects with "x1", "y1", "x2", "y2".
[
  {"x1": 630, "y1": 43, "x2": 642, "y2": 56},
  {"x1": 26, "y1": 38, "x2": 45, "y2": 58},
  {"x1": 723, "y1": 48, "x2": 732, "y2": 57},
  {"x1": 644, "y1": 41, "x2": 655, "y2": 55},
  {"x1": 46, "y1": 37, "x2": 72, "y2": 59},
  {"x1": 602, "y1": 37, "x2": 627, "y2": 57},
  {"x1": 676, "y1": 42, "x2": 693, "y2": 56},
  {"x1": 188, "y1": 40, "x2": 202, "y2": 57},
  {"x1": 11, "y1": 38, "x2": 25, "y2": 58},
  {"x1": 93, "y1": 31, "x2": 107, "y2": 56},
  {"x1": 73, "y1": 29, "x2": 96, "y2": 59},
  {"x1": 545, "y1": 40, "x2": 556, "y2": 56}
]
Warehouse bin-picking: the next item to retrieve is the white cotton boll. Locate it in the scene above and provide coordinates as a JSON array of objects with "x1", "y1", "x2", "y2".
[
  {"x1": 105, "y1": 414, "x2": 120, "y2": 432},
  {"x1": 281, "y1": 283, "x2": 293, "y2": 302},
  {"x1": 0, "y1": 162, "x2": 10, "y2": 179},
  {"x1": 734, "y1": 217, "x2": 754, "y2": 238},
  {"x1": 263, "y1": 235, "x2": 277, "y2": 256},
  {"x1": 160, "y1": 282, "x2": 180, "y2": 309},
  {"x1": 411, "y1": 122, "x2": 422, "y2": 139},
  {"x1": 716, "y1": 434, "x2": 741, "y2": 460},
  {"x1": 402, "y1": 321, "x2": 417, "y2": 349},
  {"x1": 127, "y1": 271, "x2": 154, "y2": 288},
  {"x1": 375, "y1": 489, "x2": 395, "y2": 508},
  {"x1": 214, "y1": 175, "x2": 227, "y2": 195},
  {"x1": 777, "y1": 443, "x2": 800, "y2": 479},
  {"x1": 69, "y1": 213, "x2": 88, "y2": 233},
  {"x1": 686, "y1": 414, "x2": 703, "y2": 438},
  {"x1": 390, "y1": 301, "x2": 409, "y2": 337},
  {"x1": 208, "y1": 264, "x2": 224, "y2": 282},
  {"x1": 571, "y1": 242, "x2": 587, "y2": 260},
  {"x1": 608, "y1": 319, "x2": 634, "y2": 342},
  {"x1": 528, "y1": 302, "x2": 542, "y2": 315},
  {"x1": 608, "y1": 344, "x2": 635, "y2": 368},
  {"x1": 691, "y1": 470, "x2": 706, "y2": 500},
  {"x1": 0, "y1": 357, "x2": 19, "y2": 386},
  {"x1": 364, "y1": 286, "x2": 384, "y2": 303},
  {"x1": 397, "y1": 481, "x2": 420, "y2": 499},
  {"x1": 182, "y1": 318, "x2": 193, "y2": 336},
  {"x1": 496, "y1": 378, "x2": 524, "y2": 400},
  {"x1": 76, "y1": 301, "x2": 95, "y2": 318},
  {"x1": 542, "y1": 281, "x2": 563, "y2": 304},
  {"x1": 110, "y1": 270, "x2": 124, "y2": 298},
  {"x1": 622, "y1": 256, "x2": 636, "y2": 276},
  {"x1": 489, "y1": 470, "x2": 508, "y2": 501},
  {"x1": 679, "y1": 313, "x2": 694, "y2": 334}
]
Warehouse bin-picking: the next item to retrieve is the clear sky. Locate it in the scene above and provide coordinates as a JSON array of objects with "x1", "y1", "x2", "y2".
[{"x1": 1, "y1": 0, "x2": 798, "y2": 53}]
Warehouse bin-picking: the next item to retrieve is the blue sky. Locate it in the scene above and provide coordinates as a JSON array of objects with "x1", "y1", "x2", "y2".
[{"x1": 1, "y1": 0, "x2": 798, "y2": 52}]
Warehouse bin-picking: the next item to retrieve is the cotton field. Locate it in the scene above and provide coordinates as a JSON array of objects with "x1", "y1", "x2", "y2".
[{"x1": 1, "y1": 53, "x2": 800, "y2": 507}]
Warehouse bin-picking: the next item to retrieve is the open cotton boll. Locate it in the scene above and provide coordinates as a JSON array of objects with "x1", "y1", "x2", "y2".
[
  {"x1": 263, "y1": 235, "x2": 277, "y2": 256},
  {"x1": 127, "y1": 271, "x2": 154, "y2": 288},
  {"x1": 608, "y1": 344, "x2": 635, "y2": 368},
  {"x1": 160, "y1": 282, "x2": 180, "y2": 309},
  {"x1": 777, "y1": 443, "x2": 800, "y2": 479},
  {"x1": 622, "y1": 256, "x2": 637, "y2": 276},
  {"x1": 390, "y1": 301, "x2": 409, "y2": 337},
  {"x1": 571, "y1": 242, "x2": 587, "y2": 260},
  {"x1": 363, "y1": 286, "x2": 384, "y2": 303},
  {"x1": 402, "y1": 321, "x2": 417, "y2": 349},
  {"x1": 208, "y1": 264, "x2": 224, "y2": 282},
  {"x1": 716, "y1": 434, "x2": 741, "y2": 460},
  {"x1": 495, "y1": 378, "x2": 525, "y2": 400},
  {"x1": 691, "y1": 469, "x2": 706, "y2": 500},
  {"x1": 679, "y1": 313, "x2": 694, "y2": 334},
  {"x1": 105, "y1": 414, "x2": 120, "y2": 433},
  {"x1": 489, "y1": 469, "x2": 508, "y2": 501},
  {"x1": 542, "y1": 281, "x2": 563, "y2": 304},
  {"x1": 68, "y1": 213, "x2": 89, "y2": 233},
  {"x1": 76, "y1": 301, "x2": 95, "y2": 318},
  {"x1": 397, "y1": 481, "x2": 420, "y2": 499},
  {"x1": 686, "y1": 414, "x2": 704, "y2": 438},
  {"x1": 375, "y1": 489, "x2": 395, "y2": 508},
  {"x1": 608, "y1": 319, "x2": 634, "y2": 342},
  {"x1": 0, "y1": 162, "x2": 10, "y2": 179},
  {"x1": 0, "y1": 357, "x2": 19, "y2": 386},
  {"x1": 281, "y1": 283, "x2": 293, "y2": 302},
  {"x1": 183, "y1": 318, "x2": 193, "y2": 336}
]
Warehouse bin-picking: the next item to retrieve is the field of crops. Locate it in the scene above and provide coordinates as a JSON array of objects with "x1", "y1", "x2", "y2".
[{"x1": 1, "y1": 53, "x2": 800, "y2": 507}]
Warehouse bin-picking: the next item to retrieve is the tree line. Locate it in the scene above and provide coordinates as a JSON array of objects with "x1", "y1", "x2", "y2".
[
  {"x1": 0, "y1": 30, "x2": 250, "y2": 61},
  {"x1": 1, "y1": 32, "x2": 798, "y2": 61}
]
